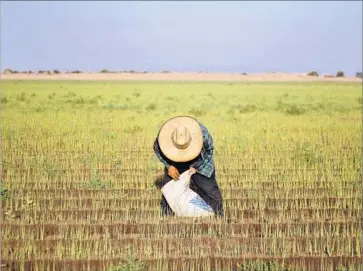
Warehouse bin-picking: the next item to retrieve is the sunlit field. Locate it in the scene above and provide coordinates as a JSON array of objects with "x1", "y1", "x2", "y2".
[{"x1": 1, "y1": 80, "x2": 362, "y2": 270}]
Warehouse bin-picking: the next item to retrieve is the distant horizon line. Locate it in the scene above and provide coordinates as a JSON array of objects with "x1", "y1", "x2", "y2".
[{"x1": 2, "y1": 68, "x2": 362, "y2": 76}]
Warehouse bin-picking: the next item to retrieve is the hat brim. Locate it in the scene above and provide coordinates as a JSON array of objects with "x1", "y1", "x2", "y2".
[{"x1": 158, "y1": 116, "x2": 203, "y2": 162}]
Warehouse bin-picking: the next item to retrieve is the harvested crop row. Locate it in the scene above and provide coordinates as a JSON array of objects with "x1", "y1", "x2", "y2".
[
  {"x1": 2, "y1": 221, "x2": 361, "y2": 239},
  {"x1": 8, "y1": 187, "x2": 361, "y2": 198},
  {"x1": 2, "y1": 236, "x2": 361, "y2": 260},
  {"x1": 3, "y1": 197, "x2": 360, "y2": 210},
  {"x1": 3, "y1": 207, "x2": 361, "y2": 222}
]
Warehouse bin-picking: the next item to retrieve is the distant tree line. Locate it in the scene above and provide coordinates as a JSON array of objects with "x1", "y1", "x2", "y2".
[
  {"x1": 307, "y1": 70, "x2": 362, "y2": 78},
  {"x1": 2, "y1": 68, "x2": 363, "y2": 78}
]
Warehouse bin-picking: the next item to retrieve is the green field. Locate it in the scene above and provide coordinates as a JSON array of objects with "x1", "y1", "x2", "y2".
[{"x1": 1, "y1": 80, "x2": 362, "y2": 271}]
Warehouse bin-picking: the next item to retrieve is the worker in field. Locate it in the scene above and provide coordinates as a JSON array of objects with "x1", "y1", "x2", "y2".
[{"x1": 153, "y1": 116, "x2": 224, "y2": 217}]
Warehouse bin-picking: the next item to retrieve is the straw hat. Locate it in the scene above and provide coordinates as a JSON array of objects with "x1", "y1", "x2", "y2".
[{"x1": 157, "y1": 116, "x2": 203, "y2": 162}]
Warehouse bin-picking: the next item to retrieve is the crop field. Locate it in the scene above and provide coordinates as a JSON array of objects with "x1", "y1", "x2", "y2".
[{"x1": 0, "y1": 80, "x2": 362, "y2": 271}]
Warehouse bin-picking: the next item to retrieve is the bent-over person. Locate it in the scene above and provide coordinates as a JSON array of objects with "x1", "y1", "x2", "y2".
[{"x1": 153, "y1": 116, "x2": 224, "y2": 217}]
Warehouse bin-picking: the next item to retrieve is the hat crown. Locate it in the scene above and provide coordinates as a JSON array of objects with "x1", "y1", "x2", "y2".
[
  {"x1": 158, "y1": 116, "x2": 203, "y2": 162},
  {"x1": 171, "y1": 125, "x2": 192, "y2": 149}
]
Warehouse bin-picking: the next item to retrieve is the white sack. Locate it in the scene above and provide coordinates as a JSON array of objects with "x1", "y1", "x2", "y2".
[{"x1": 161, "y1": 170, "x2": 215, "y2": 217}]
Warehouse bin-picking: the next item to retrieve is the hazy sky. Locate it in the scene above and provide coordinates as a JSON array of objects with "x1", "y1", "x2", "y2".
[{"x1": 1, "y1": 1, "x2": 362, "y2": 75}]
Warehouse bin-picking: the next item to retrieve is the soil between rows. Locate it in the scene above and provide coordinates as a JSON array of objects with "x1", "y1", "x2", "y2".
[{"x1": 1, "y1": 256, "x2": 362, "y2": 271}]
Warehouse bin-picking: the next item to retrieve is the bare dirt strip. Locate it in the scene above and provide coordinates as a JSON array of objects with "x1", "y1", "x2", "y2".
[
  {"x1": 1, "y1": 72, "x2": 362, "y2": 82},
  {"x1": 2, "y1": 256, "x2": 362, "y2": 271}
]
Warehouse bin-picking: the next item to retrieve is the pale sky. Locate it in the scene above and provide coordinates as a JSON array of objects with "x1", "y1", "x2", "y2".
[{"x1": 1, "y1": 1, "x2": 362, "y2": 75}]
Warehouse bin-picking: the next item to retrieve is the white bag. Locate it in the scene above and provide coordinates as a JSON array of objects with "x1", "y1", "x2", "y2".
[{"x1": 161, "y1": 170, "x2": 215, "y2": 217}]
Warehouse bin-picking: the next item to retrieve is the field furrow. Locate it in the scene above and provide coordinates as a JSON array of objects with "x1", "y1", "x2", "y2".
[{"x1": 1, "y1": 256, "x2": 362, "y2": 271}]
